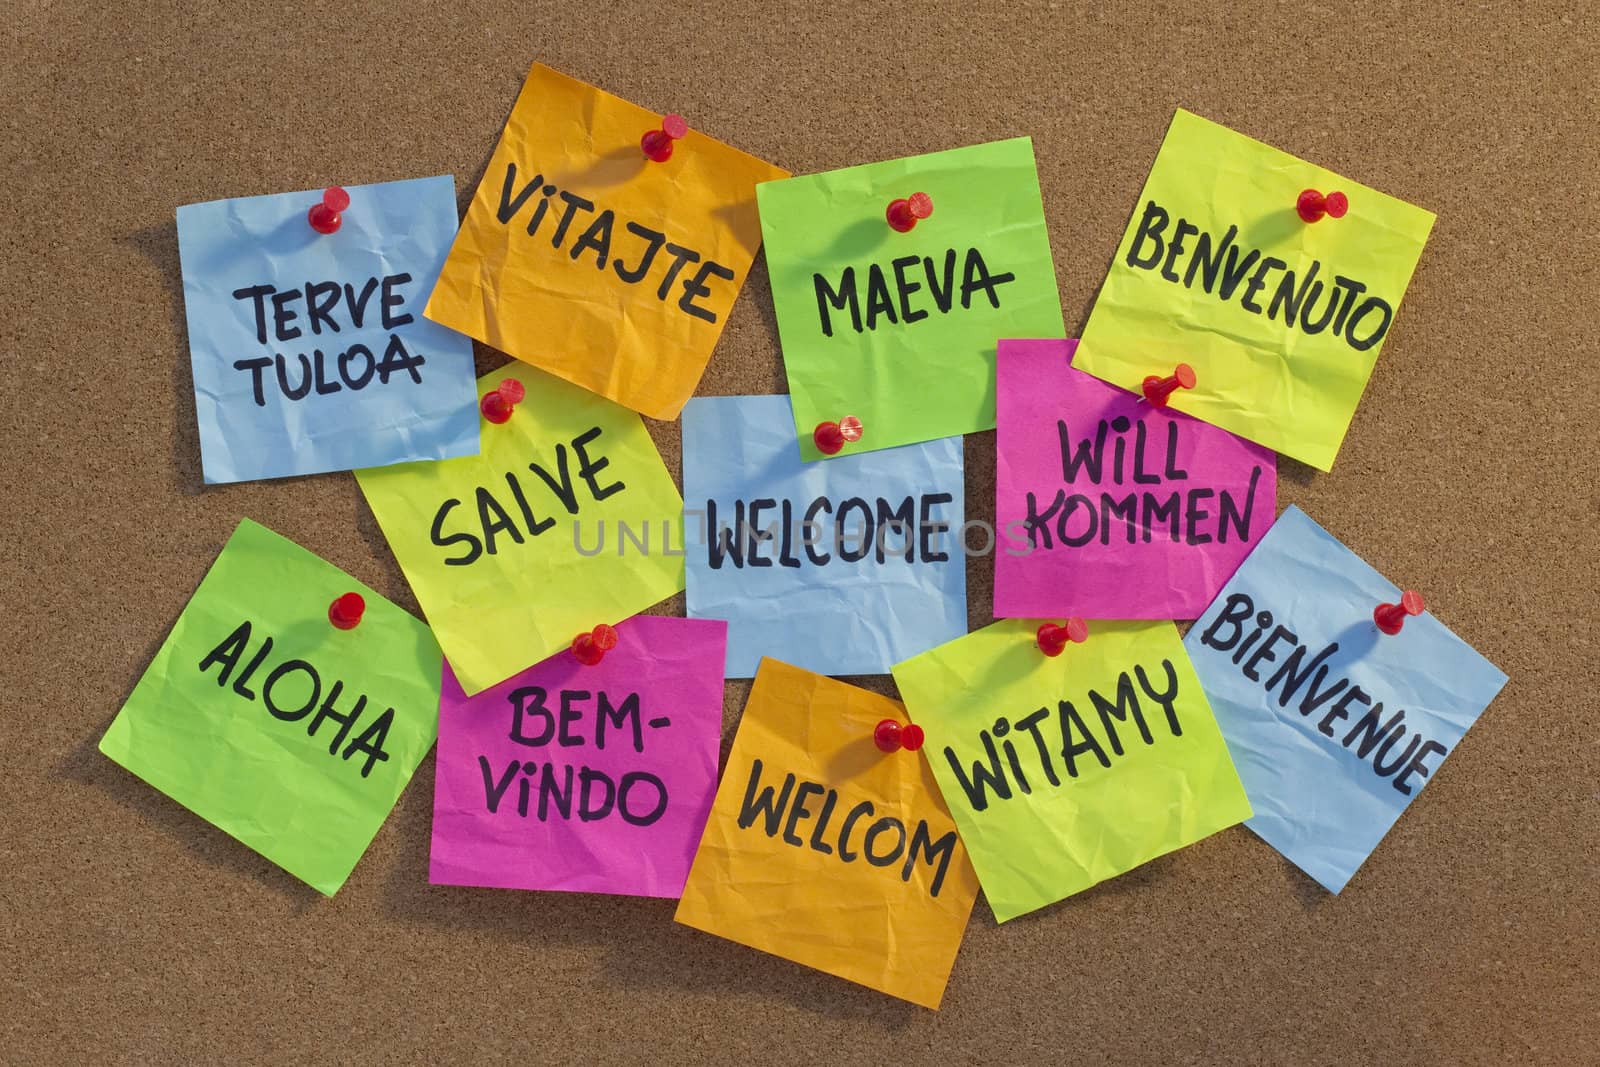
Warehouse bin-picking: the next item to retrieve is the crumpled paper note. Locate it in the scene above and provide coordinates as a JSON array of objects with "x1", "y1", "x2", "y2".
[
  {"x1": 99, "y1": 518, "x2": 443, "y2": 895},
  {"x1": 356, "y1": 364, "x2": 685, "y2": 696},
  {"x1": 893, "y1": 618, "x2": 1251, "y2": 922},
  {"x1": 994, "y1": 338, "x2": 1276, "y2": 620},
  {"x1": 675, "y1": 658, "x2": 979, "y2": 1010},
  {"x1": 682, "y1": 394, "x2": 966, "y2": 678},
  {"x1": 425, "y1": 62, "x2": 788, "y2": 420},
  {"x1": 1185, "y1": 505, "x2": 1507, "y2": 892},
  {"x1": 429, "y1": 616, "x2": 727, "y2": 898},
  {"x1": 176, "y1": 176, "x2": 479, "y2": 483},
  {"x1": 759, "y1": 137, "x2": 1065, "y2": 461},
  {"x1": 1075, "y1": 109, "x2": 1435, "y2": 471}
]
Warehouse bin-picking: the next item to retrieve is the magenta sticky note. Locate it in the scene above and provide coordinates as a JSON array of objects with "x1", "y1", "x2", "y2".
[
  {"x1": 994, "y1": 339, "x2": 1276, "y2": 620},
  {"x1": 429, "y1": 615, "x2": 728, "y2": 898}
]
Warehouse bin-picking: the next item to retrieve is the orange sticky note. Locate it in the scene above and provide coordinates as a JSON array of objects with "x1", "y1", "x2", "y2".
[
  {"x1": 675, "y1": 659, "x2": 979, "y2": 1009},
  {"x1": 426, "y1": 63, "x2": 789, "y2": 419}
]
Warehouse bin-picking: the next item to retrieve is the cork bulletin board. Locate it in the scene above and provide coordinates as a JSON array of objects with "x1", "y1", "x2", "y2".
[{"x1": 3, "y1": 2, "x2": 1596, "y2": 1062}]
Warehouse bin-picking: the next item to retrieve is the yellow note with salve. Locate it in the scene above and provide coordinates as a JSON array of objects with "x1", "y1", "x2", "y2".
[
  {"x1": 425, "y1": 62, "x2": 789, "y2": 420},
  {"x1": 675, "y1": 659, "x2": 979, "y2": 1010},
  {"x1": 1076, "y1": 109, "x2": 1435, "y2": 471},
  {"x1": 356, "y1": 365, "x2": 684, "y2": 695}
]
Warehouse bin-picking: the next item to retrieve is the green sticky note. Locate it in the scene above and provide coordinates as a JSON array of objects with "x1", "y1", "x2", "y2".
[
  {"x1": 892, "y1": 619, "x2": 1251, "y2": 922},
  {"x1": 760, "y1": 138, "x2": 1064, "y2": 461},
  {"x1": 356, "y1": 364, "x2": 685, "y2": 695},
  {"x1": 99, "y1": 519, "x2": 443, "y2": 896},
  {"x1": 1076, "y1": 109, "x2": 1435, "y2": 471}
]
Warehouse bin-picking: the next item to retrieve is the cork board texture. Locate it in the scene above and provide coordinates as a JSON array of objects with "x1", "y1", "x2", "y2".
[{"x1": 3, "y1": 2, "x2": 1596, "y2": 1062}]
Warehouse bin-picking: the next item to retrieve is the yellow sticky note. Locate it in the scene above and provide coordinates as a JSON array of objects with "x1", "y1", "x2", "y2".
[
  {"x1": 355, "y1": 365, "x2": 684, "y2": 695},
  {"x1": 675, "y1": 659, "x2": 979, "y2": 1009},
  {"x1": 425, "y1": 63, "x2": 790, "y2": 420},
  {"x1": 1076, "y1": 109, "x2": 1435, "y2": 471},
  {"x1": 892, "y1": 619, "x2": 1251, "y2": 922}
]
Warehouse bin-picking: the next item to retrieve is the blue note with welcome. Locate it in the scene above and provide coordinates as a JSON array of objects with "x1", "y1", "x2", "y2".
[
  {"x1": 683, "y1": 395, "x2": 967, "y2": 678},
  {"x1": 176, "y1": 176, "x2": 478, "y2": 483},
  {"x1": 1184, "y1": 505, "x2": 1507, "y2": 892}
]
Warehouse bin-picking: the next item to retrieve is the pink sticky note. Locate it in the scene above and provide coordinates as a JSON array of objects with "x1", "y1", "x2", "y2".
[
  {"x1": 995, "y1": 339, "x2": 1276, "y2": 620},
  {"x1": 429, "y1": 616, "x2": 728, "y2": 897}
]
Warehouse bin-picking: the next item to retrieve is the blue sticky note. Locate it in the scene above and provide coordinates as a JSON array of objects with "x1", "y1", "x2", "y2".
[
  {"x1": 683, "y1": 395, "x2": 967, "y2": 678},
  {"x1": 1184, "y1": 506, "x2": 1507, "y2": 892},
  {"x1": 176, "y1": 176, "x2": 479, "y2": 483}
]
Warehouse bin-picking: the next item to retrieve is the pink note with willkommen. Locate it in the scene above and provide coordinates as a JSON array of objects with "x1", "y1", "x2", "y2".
[{"x1": 994, "y1": 339, "x2": 1276, "y2": 621}]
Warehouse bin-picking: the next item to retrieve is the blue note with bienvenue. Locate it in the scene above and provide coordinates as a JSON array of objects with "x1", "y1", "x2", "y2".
[
  {"x1": 176, "y1": 176, "x2": 479, "y2": 483},
  {"x1": 683, "y1": 395, "x2": 967, "y2": 678},
  {"x1": 1184, "y1": 505, "x2": 1507, "y2": 892}
]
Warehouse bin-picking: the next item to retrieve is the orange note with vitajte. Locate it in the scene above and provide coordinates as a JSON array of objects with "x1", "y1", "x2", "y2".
[{"x1": 426, "y1": 63, "x2": 789, "y2": 419}]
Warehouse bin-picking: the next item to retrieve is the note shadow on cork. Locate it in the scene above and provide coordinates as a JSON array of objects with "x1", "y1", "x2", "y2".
[
  {"x1": 61, "y1": 623, "x2": 324, "y2": 910},
  {"x1": 119, "y1": 220, "x2": 209, "y2": 498},
  {"x1": 379, "y1": 754, "x2": 918, "y2": 1023}
]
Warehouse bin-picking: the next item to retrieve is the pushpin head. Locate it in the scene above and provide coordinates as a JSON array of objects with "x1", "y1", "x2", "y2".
[
  {"x1": 328, "y1": 592, "x2": 365, "y2": 630},
  {"x1": 886, "y1": 192, "x2": 934, "y2": 232},
  {"x1": 308, "y1": 187, "x2": 350, "y2": 234},
  {"x1": 1374, "y1": 590, "x2": 1425, "y2": 635},
  {"x1": 1296, "y1": 188, "x2": 1349, "y2": 223},
  {"x1": 874, "y1": 719, "x2": 926, "y2": 753},
  {"x1": 641, "y1": 114, "x2": 688, "y2": 162},
  {"x1": 572, "y1": 633, "x2": 602, "y2": 665},
  {"x1": 815, "y1": 415, "x2": 861, "y2": 455},
  {"x1": 814, "y1": 421, "x2": 846, "y2": 455},
  {"x1": 572, "y1": 623, "x2": 619, "y2": 665},
  {"x1": 1036, "y1": 618, "x2": 1088, "y2": 656},
  {"x1": 1141, "y1": 363, "x2": 1197, "y2": 407},
  {"x1": 481, "y1": 391, "x2": 513, "y2": 423},
  {"x1": 873, "y1": 719, "x2": 901, "y2": 752},
  {"x1": 480, "y1": 379, "x2": 524, "y2": 424}
]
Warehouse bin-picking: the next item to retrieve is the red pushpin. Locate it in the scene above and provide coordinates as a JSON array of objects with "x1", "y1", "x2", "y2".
[
  {"x1": 1141, "y1": 363, "x2": 1197, "y2": 407},
  {"x1": 572, "y1": 623, "x2": 620, "y2": 666},
  {"x1": 480, "y1": 378, "x2": 526, "y2": 424},
  {"x1": 886, "y1": 192, "x2": 934, "y2": 233},
  {"x1": 1296, "y1": 189, "x2": 1349, "y2": 223},
  {"x1": 874, "y1": 718, "x2": 926, "y2": 754},
  {"x1": 328, "y1": 592, "x2": 365, "y2": 630},
  {"x1": 1036, "y1": 618, "x2": 1088, "y2": 657},
  {"x1": 641, "y1": 114, "x2": 689, "y2": 162},
  {"x1": 308, "y1": 187, "x2": 351, "y2": 235},
  {"x1": 813, "y1": 415, "x2": 863, "y2": 456},
  {"x1": 1374, "y1": 590, "x2": 1425, "y2": 635}
]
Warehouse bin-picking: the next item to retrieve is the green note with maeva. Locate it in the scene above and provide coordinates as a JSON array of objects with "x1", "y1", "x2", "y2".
[{"x1": 760, "y1": 137, "x2": 1065, "y2": 461}]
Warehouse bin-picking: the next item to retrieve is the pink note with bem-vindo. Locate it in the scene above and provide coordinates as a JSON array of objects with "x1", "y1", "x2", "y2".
[
  {"x1": 994, "y1": 339, "x2": 1276, "y2": 621},
  {"x1": 429, "y1": 616, "x2": 727, "y2": 898}
]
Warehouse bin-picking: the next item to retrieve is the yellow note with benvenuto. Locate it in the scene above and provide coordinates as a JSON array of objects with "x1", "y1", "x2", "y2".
[
  {"x1": 425, "y1": 63, "x2": 789, "y2": 420},
  {"x1": 355, "y1": 364, "x2": 684, "y2": 695},
  {"x1": 675, "y1": 658, "x2": 979, "y2": 1009},
  {"x1": 1076, "y1": 109, "x2": 1435, "y2": 471}
]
